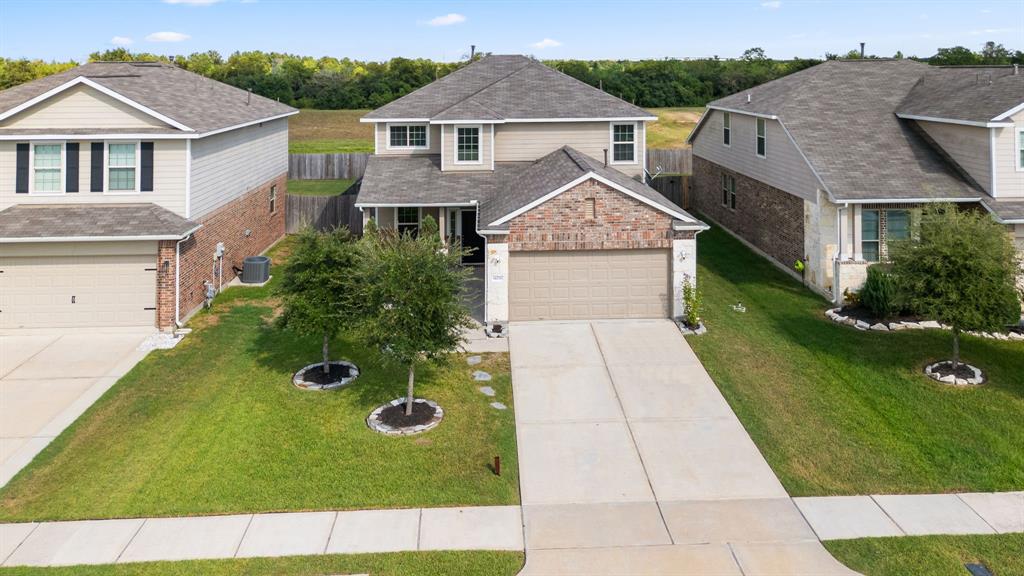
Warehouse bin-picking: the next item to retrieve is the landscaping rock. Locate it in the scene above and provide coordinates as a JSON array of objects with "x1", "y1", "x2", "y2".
[
  {"x1": 466, "y1": 355, "x2": 482, "y2": 366},
  {"x1": 473, "y1": 370, "x2": 492, "y2": 382},
  {"x1": 1010, "y1": 332, "x2": 1024, "y2": 341},
  {"x1": 478, "y1": 386, "x2": 496, "y2": 397},
  {"x1": 919, "y1": 320, "x2": 942, "y2": 329},
  {"x1": 903, "y1": 322, "x2": 922, "y2": 329},
  {"x1": 490, "y1": 402, "x2": 507, "y2": 410},
  {"x1": 855, "y1": 320, "x2": 871, "y2": 330},
  {"x1": 870, "y1": 323, "x2": 889, "y2": 331},
  {"x1": 939, "y1": 374, "x2": 956, "y2": 384},
  {"x1": 890, "y1": 323, "x2": 906, "y2": 331}
]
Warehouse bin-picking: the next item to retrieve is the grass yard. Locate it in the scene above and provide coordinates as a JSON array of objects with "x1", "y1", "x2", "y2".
[
  {"x1": 825, "y1": 534, "x2": 1024, "y2": 576},
  {"x1": 688, "y1": 223, "x2": 1024, "y2": 496},
  {"x1": 0, "y1": 551, "x2": 524, "y2": 576},
  {"x1": 646, "y1": 107, "x2": 704, "y2": 148},
  {"x1": 287, "y1": 178, "x2": 356, "y2": 196},
  {"x1": 0, "y1": 239, "x2": 519, "y2": 522},
  {"x1": 289, "y1": 109, "x2": 374, "y2": 154}
]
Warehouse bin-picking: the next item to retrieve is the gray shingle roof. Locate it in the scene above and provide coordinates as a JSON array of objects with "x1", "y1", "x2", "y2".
[
  {"x1": 357, "y1": 147, "x2": 703, "y2": 232},
  {"x1": 984, "y1": 199, "x2": 1024, "y2": 223},
  {"x1": 363, "y1": 55, "x2": 654, "y2": 122},
  {"x1": 0, "y1": 203, "x2": 200, "y2": 241},
  {"x1": 698, "y1": 59, "x2": 984, "y2": 202},
  {"x1": 0, "y1": 62, "x2": 296, "y2": 134},
  {"x1": 898, "y1": 66, "x2": 1024, "y2": 123}
]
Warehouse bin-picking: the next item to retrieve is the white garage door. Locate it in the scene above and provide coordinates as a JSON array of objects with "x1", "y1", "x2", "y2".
[
  {"x1": 0, "y1": 252, "x2": 157, "y2": 329},
  {"x1": 509, "y1": 249, "x2": 670, "y2": 321}
]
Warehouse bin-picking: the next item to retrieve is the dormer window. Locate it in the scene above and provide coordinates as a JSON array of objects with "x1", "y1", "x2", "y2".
[
  {"x1": 611, "y1": 123, "x2": 636, "y2": 163},
  {"x1": 388, "y1": 124, "x2": 429, "y2": 149},
  {"x1": 722, "y1": 112, "x2": 731, "y2": 146}
]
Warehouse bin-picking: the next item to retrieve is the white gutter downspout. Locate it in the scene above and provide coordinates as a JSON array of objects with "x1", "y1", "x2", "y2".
[
  {"x1": 834, "y1": 204, "x2": 847, "y2": 305},
  {"x1": 174, "y1": 234, "x2": 192, "y2": 328}
]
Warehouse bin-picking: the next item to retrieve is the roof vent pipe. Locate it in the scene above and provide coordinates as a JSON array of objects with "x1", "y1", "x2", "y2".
[
  {"x1": 1015, "y1": 64, "x2": 1020, "y2": 75},
  {"x1": 246, "y1": 89, "x2": 251, "y2": 105},
  {"x1": 470, "y1": 45, "x2": 476, "y2": 60},
  {"x1": 603, "y1": 148, "x2": 608, "y2": 167},
  {"x1": 747, "y1": 93, "x2": 752, "y2": 103},
  {"x1": 860, "y1": 42, "x2": 865, "y2": 58}
]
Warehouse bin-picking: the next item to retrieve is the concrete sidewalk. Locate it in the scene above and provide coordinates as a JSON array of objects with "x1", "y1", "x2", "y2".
[{"x1": 0, "y1": 506, "x2": 522, "y2": 567}]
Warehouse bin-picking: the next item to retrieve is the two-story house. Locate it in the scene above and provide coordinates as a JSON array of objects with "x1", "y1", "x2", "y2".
[
  {"x1": 687, "y1": 59, "x2": 1024, "y2": 303},
  {"x1": 357, "y1": 55, "x2": 707, "y2": 328},
  {"x1": 0, "y1": 62, "x2": 295, "y2": 330}
]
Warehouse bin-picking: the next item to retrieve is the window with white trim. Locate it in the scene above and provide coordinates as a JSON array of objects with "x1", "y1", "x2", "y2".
[
  {"x1": 456, "y1": 126, "x2": 480, "y2": 163},
  {"x1": 269, "y1": 184, "x2": 277, "y2": 213},
  {"x1": 756, "y1": 118, "x2": 766, "y2": 158},
  {"x1": 389, "y1": 124, "x2": 428, "y2": 149},
  {"x1": 612, "y1": 123, "x2": 636, "y2": 163},
  {"x1": 862, "y1": 209, "x2": 881, "y2": 262},
  {"x1": 721, "y1": 173, "x2": 736, "y2": 210},
  {"x1": 722, "y1": 112, "x2": 731, "y2": 146},
  {"x1": 397, "y1": 207, "x2": 420, "y2": 236},
  {"x1": 107, "y1": 142, "x2": 138, "y2": 192},
  {"x1": 32, "y1": 143, "x2": 62, "y2": 194},
  {"x1": 1018, "y1": 128, "x2": 1024, "y2": 170}
]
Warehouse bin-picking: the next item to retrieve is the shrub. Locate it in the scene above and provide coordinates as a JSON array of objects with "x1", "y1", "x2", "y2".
[
  {"x1": 859, "y1": 264, "x2": 902, "y2": 319},
  {"x1": 681, "y1": 276, "x2": 702, "y2": 327}
]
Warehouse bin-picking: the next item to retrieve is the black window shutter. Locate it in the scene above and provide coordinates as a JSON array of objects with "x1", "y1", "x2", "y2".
[
  {"x1": 15, "y1": 143, "x2": 29, "y2": 194},
  {"x1": 140, "y1": 142, "x2": 154, "y2": 192},
  {"x1": 90, "y1": 142, "x2": 104, "y2": 192},
  {"x1": 65, "y1": 143, "x2": 79, "y2": 193}
]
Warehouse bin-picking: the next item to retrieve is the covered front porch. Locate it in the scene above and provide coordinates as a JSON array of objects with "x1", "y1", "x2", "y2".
[{"x1": 360, "y1": 204, "x2": 487, "y2": 265}]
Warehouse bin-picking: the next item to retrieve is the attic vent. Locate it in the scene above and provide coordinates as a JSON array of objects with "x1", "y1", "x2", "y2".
[{"x1": 747, "y1": 93, "x2": 752, "y2": 103}]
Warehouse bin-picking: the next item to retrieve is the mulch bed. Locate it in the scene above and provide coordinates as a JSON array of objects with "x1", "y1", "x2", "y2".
[
  {"x1": 930, "y1": 361, "x2": 982, "y2": 381},
  {"x1": 301, "y1": 363, "x2": 352, "y2": 385},
  {"x1": 839, "y1": 305, "x2": 921, "y2": 326},
  {"x1": 378, "y1": 401, "x2": 438, "y2": 428}
]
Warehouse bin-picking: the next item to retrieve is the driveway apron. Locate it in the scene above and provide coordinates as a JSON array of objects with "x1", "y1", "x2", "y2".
[{"x1": 511, "y1": 319, "x2": 858, "y2": 575}]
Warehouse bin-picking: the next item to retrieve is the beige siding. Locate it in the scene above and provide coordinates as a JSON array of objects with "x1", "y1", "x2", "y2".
[
  {"x1": 494, "y1": 121, "x2": 644, "y2": 178},
  {"x1": 440, "y1": 124, "x2": 493, "y2": 172},
  {"x1": 0, "y1": 85, "x2": 169, "y2": 130},
  {"x1": 0, "y1": 140, "x2": 187, "y2": 215},
  {"x1": 190, "y1": 119, "x2": 288, "y2": 219},
  {"x1": 374, "y1": 123, "x2": 441, "y2": 155},
  {"x1": 692, "y1": 110, "x2": 821, "y2": 203},
  {"x1": 994, "y1": 110, "x2": 1024, "y2": 198},
  {"x1": 917, "y1": 120, "x2": 991, "y2": 194}
]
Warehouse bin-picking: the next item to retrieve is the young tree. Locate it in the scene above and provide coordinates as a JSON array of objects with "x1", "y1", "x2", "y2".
[
  {"x1": 890, "y1": 204, "x2": 1022, "y2": 368},
  {"x1": 277, "y1": 226, "x2": 361, "y2": 375},
  {"x1": 360, "y1": 216, "x2": 474, "y2": 415}
]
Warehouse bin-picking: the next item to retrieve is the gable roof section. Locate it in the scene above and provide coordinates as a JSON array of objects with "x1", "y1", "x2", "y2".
[
  {"x1": 0, "y1": 203, "x2": 200, "y2": 242},
  {"x1": 897, "y1": 66, "x2": 1023, "y2": 125},
  {"x1": 692, "y1": 59, "x2": 983, "y2": 203},
  {"x1": 363, "y1": 55, "x2": 655, "y2": 122},
  {"x1": 0, "y1": 62, "x2": 296, "y2": 135}
]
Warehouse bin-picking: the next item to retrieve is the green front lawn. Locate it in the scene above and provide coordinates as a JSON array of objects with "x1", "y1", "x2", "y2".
[
  {"x1": 826, "y1": 534, "x2": 1024, "y2": 576},
  {"x1": 0, "y1": 239, "x2": 519, "y2": 521},
  {"x1": 689, "y1": 224, "x2": 1024, "y2": 496},
  {"x1": 0, "y1": 551, "x2": 524, "y2": 576},
  {"x1": 287, "y1": 178, "x2": 356, "y2": 196}
]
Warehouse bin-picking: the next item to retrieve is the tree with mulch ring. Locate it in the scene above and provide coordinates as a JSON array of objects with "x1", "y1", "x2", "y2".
[
  {"x1": 889, "y1": 204, "x2": 1022, "y2": 384},
  {"x1": 277, "y1": 226, "x2": 363, "y2": 389},
  {"x1": 360, "y1": 216, "x2": 475, "y2": 430}
]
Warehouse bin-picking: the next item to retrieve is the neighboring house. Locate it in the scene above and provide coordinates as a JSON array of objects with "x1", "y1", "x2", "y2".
[
  {"x1": 357, "y1": 55, "x2": 707, "y2": 326},
  {"x1": 0, "y1": 62, "x2": 295, "y2": 330},
  {"x1": 687, "y1": 59, "x2": 1024, "y2": 302}
]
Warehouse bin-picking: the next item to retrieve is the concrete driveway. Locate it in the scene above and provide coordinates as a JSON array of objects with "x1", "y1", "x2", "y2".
[
  {"x1": 511, "y1": 320, "x2": 858, "y2": 575},
  {"x1": 0, "y1": 328, "x2": 154, "y2": 486}
]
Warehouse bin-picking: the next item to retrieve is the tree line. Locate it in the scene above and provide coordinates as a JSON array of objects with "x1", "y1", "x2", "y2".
[{"x1": 1, "y1": 43, "x2": 1019, "y2": 110}]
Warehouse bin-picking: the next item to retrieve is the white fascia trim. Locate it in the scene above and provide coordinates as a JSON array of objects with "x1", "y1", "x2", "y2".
[
  {"x1": 429, "y1": 119, "x2": 504, "y2": 125},
  {"x1": 992, "y1": 102, "x2": 1024, "y2": 121},
  {"x1": 195, "y1": 110, "x2": 298, "y2": 139},
  {"x1": 359, "y1": 117, "x2": 429, "y2": 123},
  {"x1": 686, "y1": 108, "x2": 712, "y2": 145},
  {"x1": 979, "y1": 201, "x2": 1024, "y2": 224},
  {"x1": 477, "y1": 228, "x2": 509, "y2": 235},
  {"x1": 355, "y1": 202, "x2": 477, "y2": 208},
  {"x1": 672, "y1": 221, "x2": 710, "y2": 231},
  {"x1": 502, "y1": 116, "x2": 658, "y2": 123},
  {"x1": 0, "y1": 133, "x2": 188, "y2": 141},
  {"x1": 895, "y1": 113, "x2": 1012, "y2": 128},
  {"x1": 488, "y1": 172, "x2": 696, "y2": 227},
  {"x1": 706, "y1": 105, "x2": 778, "y2": 121},
  {"x1": 0, "y1": 77, "x2": 195, "y2": 132},
  {"x1": 839, "y1": 197, "x2": 983, "y2": 204},
  {"x1": 0, "y1": 230, "x2": 203, "y2": 243}
]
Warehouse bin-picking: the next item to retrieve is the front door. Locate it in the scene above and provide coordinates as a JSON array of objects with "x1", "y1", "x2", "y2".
[{"x1": 460, "y1": 210, "x2": 485, "y2": 264}]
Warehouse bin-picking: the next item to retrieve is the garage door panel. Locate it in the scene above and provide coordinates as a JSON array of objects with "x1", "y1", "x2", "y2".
[{"x1": 510, "y1": 249, "x2": 670, "y2": 321}]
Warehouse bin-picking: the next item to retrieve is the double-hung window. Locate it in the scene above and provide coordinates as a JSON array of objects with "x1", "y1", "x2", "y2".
[
  {"x1": 861, "y1": 210, "x2": 881, "y2": 262},
  {"x1": 107, "y1": 142, "x2": 138, "y2": 193},
  {"x1": 722, "y1": 112, "x2": 731, "y2": 146},
  {"x1": 455, "y1": 126, "x2": 481, "y2": 163},
  {"x1": 397, "y1": 207, "x2": 420, "y2": 236},
  {"x1": 611, "y1": 123, "x2": 636, "y2": 163},
  {"x1": 31, "y1": 143, "x2": 63, "y2": 194},
  {"x1": 755, "y1": 117, "x2": 767, "y2": 158},
  {"x1": 1018, "y1": 128, "x2": 1024, "y2": 170},
  {"x1": 269, "y1": 184, "x2": 277, "y2": 213},
  {"x1": 721, "y1": 173, "x2": 736, "y2": 210},
  {"x1": 389, "y1": 124, "x2": 428, "y2": 149}
]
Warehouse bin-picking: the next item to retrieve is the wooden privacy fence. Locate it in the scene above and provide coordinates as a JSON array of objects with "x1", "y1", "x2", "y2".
[
  {"x1": 646, "y1": 148, "x2": 692, "y2": 175},
  {"x1": 285, "y1": 193, "x2": 363, "y2": 235},
  {"x1": 289, "y1": 153, "x2": 370, "y2": 180},
  {"x1": 647, "y1": 174, "x2": 691, "y2": 210}
]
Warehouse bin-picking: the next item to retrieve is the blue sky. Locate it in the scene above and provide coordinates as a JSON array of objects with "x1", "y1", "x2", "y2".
[{"x1": 1, "y1": 0, "x2": 1021, "y2": 62}]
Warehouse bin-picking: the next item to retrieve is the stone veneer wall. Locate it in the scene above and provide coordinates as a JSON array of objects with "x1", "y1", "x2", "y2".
[
  {"x1": 692, "y1": 155, "x2": 805, "y2": 271},
  {"x1": 157, "y1": 173, "x2": 287, "y2": 328}
]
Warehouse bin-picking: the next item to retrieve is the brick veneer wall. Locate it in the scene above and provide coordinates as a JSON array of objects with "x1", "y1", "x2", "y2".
[
  {"x1": 504, "y1": 178, "x2": 693, "y2": 252},
  {"x1": 692, "y1": 155, "x2": 804, "y2": 270},
  {"x1": 156, "y1": 173, "x2": 286, "y2": 328}
]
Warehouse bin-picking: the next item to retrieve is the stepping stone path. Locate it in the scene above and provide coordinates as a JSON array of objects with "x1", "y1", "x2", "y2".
[
  {"x1": 490, "y1": 402, "x2": 507, "y2": 410},
  {"x1": 466, "y1": 355, "x2": 482, "y2": 366},
  {"x1": 478, "y1": 386, "x2": 496, "y2": 397},
  {"x1": 473, "y1": 370, "x2": 492, "y2": 381}
]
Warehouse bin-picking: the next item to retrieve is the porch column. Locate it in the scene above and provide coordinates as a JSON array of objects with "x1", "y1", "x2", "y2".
[
  {"x1": 438, "y1": 208, "x2": 447, "y2": 240},
  {"x1": 485, "y1": 240, "x2": 509, "y2": 324},
  {"x1": 853, "y1": 205, "x2": 864, "y2": 261}
]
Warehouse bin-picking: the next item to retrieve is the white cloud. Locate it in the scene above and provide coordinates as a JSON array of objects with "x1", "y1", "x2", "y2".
[
  {"x1": 110, "y1": 36, "x2": 134, "y2": 46},
  {"x1": 761, "y1": 1, "x2": 781, "y2": 8},
  {"x1": 427, "y1": 13, "x2": 466, "y2": 26},
  {"x1": 145, "y1": 31, "x2": 191, "y2": 42},
  {"x1": 163, "y1": 0, "x2": 222, "y2": 4},
  {"x1": 969, "y1": 27, "x2": 1013, "y2": 35},
  {"x1": 530, "y1": 38, "x2": 562, "y2": 49}
]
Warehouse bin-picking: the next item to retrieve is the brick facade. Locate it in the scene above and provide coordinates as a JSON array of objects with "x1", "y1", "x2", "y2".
[
  {"x1": 155, "y1": 173, "x2": 287, "y2": 328},
  {"x1": 692, "y1": 155, "x2": 804, "y2": 270},
  {"x1": 504, "y1": 179, "x2": 693, "y2": 252}
]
